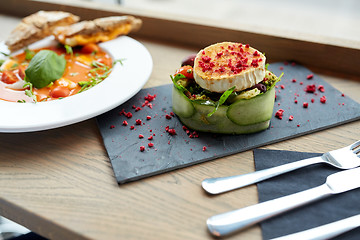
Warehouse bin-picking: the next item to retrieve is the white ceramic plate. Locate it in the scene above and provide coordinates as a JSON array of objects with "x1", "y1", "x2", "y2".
[{"x1": 0, "y1": 36, "x2": 153, "y2": 132}]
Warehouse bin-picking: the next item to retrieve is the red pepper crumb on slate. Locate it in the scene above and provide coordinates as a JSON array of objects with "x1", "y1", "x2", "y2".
[
  {"x1": 297, "y1": 124, "x2": 300, "y2": 127},
  {"x1": 294, "y1": 100, "x2": 298, "y2": 104},
  {"x1": 148, "y1": 142, "x2": 154, "y2": 148},
  {"x1": 132, "y1": 105, "x2": 136, "y2": 109},
  {"x1": 303, "y1": 102, "x2": 309, "y2": 108},
  {"x1": 110, "y1": 125, "x2": 115, "y2": 129},
  {"x1": 305, "y1": 84, "x2": 316, "y2": 93},
  {"x1": 182, "y1": 125, "x2": 188, "y2": 130},
  {"x1": 320, "y1": 96, "x2": 327, "y2": 103},
  {"x1": 139, "y1": 134, "x2": 144, "y2": 139},
  {"x1": 135, "y1": 119, "x2": 142, "y2": 125},
  {"x1": 292, "y1": 79, "x2": 297, "y2": 83},
  {"x1": 170, "y1": 112, "x2": 175, "y2": 116},
  {"x1": 307, "y1": 74, "x2": 314, "y2": 79},
  {"x1": 275, "y1": 109, "x2": 284, "y2": 120},
  {"x1": 140, "y1": 146, "x2": 145, "y2": 152},
  {"x1": 300, "y1": 82, "x2": 303, "y2": 85},
  {"x1": 148, "y1": 135, "x2": 153, "y2": 140},
  {"x1": 126, "y1": 112, "x2": 133, "y2": 118},
  {"x1": 165, "y1": 114, "x2": 172, "y2": 119},
  {"x1": 144, "y1": 93, "x2": 156, "y2": 102},
  {"x1": 341, "y1": 93, "x2": 345, "y2": 97},
  {"x1": 289, "y1": 115, "x2": 294, "y2": 121},
  {"x1": 135, "y1": 107, "x2": 141, "y2": 112},
  {"x1": 130, "y1": 125, "x2": 135, "y2": 130},
  {"x1": 202, "y1": 146, "x2": 207, "y2": 151},
  {"x1": 280, "y1": 85, "x2": 285, "y2": 89},
  {"x1": 146, "y1": 116, "x2": 152, "y2": 120},
  {"x1": 311, "y1": 98, "x2": 315, "y2": 103},
  {"x1": 122, "y1": 120, "x2": 128, "y2": 126},
  {"x1": 318, "y1": 85, "x2": 325, "y2": 92}
]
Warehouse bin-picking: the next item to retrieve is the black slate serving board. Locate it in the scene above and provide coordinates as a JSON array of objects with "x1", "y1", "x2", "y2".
[{"x1": 96, "y1": 62, "x2": 360, "y2": 184}]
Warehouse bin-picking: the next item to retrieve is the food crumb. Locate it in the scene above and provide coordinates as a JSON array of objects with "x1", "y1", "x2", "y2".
[
  {"x1": 122, "y1": 120, "x2": 128, "y2": 126},
  {"x1": 307, "y1": 74, "x2": 314, "y2": 79},
  {"x1": 320, "y1": 96, "x2": 327, "y2": 103},
  {"x1": 148, "y1": 142, "x2": 154, "y2": 148},
  {"x1": 318, "y1": 85, "x2": 325, "y2": 92},
  {"x1": 202, "y1": 146, "x2": 207, "y2": 151},
  {"x1": 292, "y1": 79, "x2": 297, "y2": 83},
  {"x1": 135, "y1": 119, "x2": 142, "y2": 125},
  {"x1": 140, "y1": 146, "x2": 145, "y2": 152},
  {"x1": 303, "y1": 102, "x2": 309, "y2": 108},
  {"x1": 110, "y1": 125, "x2": 115, "y2": 129},
  {"x1": 146, "y1": 116, "x2": 152, "y2": 120},
  {"x1": 289, "y1": 115, "x2": 294, "y2": 121},
  {"x1": 275, "y1": 109, "x2": 284, "y2": 120}
]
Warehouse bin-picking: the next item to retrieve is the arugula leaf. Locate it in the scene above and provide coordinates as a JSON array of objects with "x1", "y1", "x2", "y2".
[
  {"x1": 23, "y1": 82, "x2": 37, "y2": 103},
  {"x1": 171, "y1": 74, "x2": 188, "y2": 93},
  {"x1": 113, "y1": 58, "x2": 126, "y2": 66},
  {"x1": 25, "y1": 50, "x2": 66, "y2": 89},
  {"x1": 64, "y1": 45, "x2": 73, "y2": 56},
  {"x1": 25, "y1": 49, "x2": 35, "y2": 60},
  {"x1": 0, "y1": 51, "x2": 9, "y2": 57},
  {"x1": 207, "y1": 86, "x2": 236, "y2": 117}
]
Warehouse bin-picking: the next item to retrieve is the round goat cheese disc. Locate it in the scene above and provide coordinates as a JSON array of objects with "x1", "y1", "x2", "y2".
[{"x1": 193, "y1": 42, "x2": 266, "y2": 93}]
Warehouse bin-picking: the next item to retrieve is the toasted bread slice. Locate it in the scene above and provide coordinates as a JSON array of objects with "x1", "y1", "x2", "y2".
[
  {"x1": 5, "y1": 11, "x2": 80, "y2": 52},
  {"x1": 193, "y1": 42, "x2": 266, "y2": 93},
  {"x1": 53, "y1": 16, "x2": 142, "y2": 46}
]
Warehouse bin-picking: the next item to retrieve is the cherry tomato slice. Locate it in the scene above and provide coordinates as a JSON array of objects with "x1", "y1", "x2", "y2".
[
  {"x1": 81, "y1": 43, "x2": 101, "y2": 54},
  {"x1": 50, "y1": 86, "x2": 70, "y2": 98},
  {"x1": 1, "y1": 71, "x2": 18, "y2": 84},
  {"x1": 175, "y1": 66, "x2": 194, "y2": 79}
]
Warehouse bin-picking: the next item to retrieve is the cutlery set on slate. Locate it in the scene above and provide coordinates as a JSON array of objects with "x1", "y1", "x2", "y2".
[{"x1": 203, "y1": 140, "x2": 360, "y2": 239}]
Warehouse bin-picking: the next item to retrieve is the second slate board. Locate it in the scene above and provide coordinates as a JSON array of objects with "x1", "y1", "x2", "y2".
[{"x1": 97, "y1": 62, "x2": 360, "y2": 184}]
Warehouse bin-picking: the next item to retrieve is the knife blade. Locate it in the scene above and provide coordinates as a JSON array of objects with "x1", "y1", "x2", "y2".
[{"x1": 207, "y1": 167, "x2": 360, "y2": 237}]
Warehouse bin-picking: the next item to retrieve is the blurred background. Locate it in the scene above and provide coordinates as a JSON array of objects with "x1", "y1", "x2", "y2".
[{"x1": 95, "y1": 0, "x2": 360, "y2": 42}]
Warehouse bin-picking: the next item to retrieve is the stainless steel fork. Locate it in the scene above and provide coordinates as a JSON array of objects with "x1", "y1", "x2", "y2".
[{"x1": 202, "y1": 140, "x2": 360, "y2": 194}]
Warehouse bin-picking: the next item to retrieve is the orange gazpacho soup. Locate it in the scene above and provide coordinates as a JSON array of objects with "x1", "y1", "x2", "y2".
[{"x1": 0, "y1": 43, "x2": 113, "y2": 102}]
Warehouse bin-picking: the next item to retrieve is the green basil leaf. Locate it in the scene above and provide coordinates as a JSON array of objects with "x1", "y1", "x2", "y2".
[
  {"x1": 207, "y1": 86, "x2": 236, "y2": 117},
  {"x1": 25, "y1": 50, "x2": 66, "y2": 89}
]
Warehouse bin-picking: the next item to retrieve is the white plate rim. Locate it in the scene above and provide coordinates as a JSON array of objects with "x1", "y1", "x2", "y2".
[{"x1": 0, "y1": 36, "x2": 153, "y2": 133}]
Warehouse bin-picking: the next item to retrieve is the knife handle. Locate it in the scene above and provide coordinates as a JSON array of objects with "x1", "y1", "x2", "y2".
[
  {"x1": 207, "y1": 184, "x2": 332, "y2": 237},
  {"x1": 202, "y1": 156, "x2": 324, "y2": 194},
  {"x1": 271, "y1": 214, "x2": 360, "y2": 240}
]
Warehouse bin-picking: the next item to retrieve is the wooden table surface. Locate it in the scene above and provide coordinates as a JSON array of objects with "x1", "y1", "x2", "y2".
[{"x1": 0, "y1": 7, "x2": 359, "y2": 240}]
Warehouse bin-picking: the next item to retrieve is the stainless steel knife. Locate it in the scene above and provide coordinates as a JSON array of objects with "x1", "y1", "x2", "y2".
[{"x1": 207, "y1": 167, "x2": 360, "y2": 237}]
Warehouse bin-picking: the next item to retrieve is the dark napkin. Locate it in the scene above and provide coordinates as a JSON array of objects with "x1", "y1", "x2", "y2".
[
  {"x1": 254, "y1": 149, "x2": 360, "y2": 240},
  {"x1": 97, "y1": 62, "x2": 360, "y2": 184}
]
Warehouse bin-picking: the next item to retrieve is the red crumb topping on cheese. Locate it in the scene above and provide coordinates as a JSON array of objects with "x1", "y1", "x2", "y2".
[{"x1": 196, "y1": 43, "x2": 264, "y2": 76}]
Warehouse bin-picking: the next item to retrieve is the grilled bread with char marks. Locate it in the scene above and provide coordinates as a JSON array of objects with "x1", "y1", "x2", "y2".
[
  {"x1": 5, "y1": 11, "x2": 80, "y2": 52},
  {"x1": 53, "y1": 16, "x2": 142, "y2": 47}
]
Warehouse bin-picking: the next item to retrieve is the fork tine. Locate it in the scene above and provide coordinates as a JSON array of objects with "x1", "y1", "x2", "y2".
[
  {"x1": 350, "y1": 140, "x2": 360, "y2": 150},
  {"x1": 354, "y1": 147, "x2": 360, "y2": 155}
]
